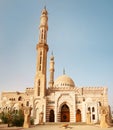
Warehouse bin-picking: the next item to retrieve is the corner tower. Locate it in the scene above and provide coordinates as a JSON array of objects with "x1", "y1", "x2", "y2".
[{"x1": 34, "y1": 7, "x2": 49, "y2": 97}]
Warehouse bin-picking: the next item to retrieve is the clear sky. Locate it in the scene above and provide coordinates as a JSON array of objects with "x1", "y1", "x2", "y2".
[{"x1": 0, "y1": 0, "x2": 113, "y2": 109}]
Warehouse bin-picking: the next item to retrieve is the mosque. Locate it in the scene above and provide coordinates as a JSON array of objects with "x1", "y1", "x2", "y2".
[{"x1": 0, "y1": 8, "x2": 109, "y2": 124}]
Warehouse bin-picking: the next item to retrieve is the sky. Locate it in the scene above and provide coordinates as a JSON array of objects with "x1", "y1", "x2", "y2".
[{"x1": 0, "y1": 0, "x2": 113, "y2": 109}]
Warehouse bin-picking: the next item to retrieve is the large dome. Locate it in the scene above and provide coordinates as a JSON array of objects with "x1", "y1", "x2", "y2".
[{"x1": 54, "y1": 74, "x2": 75, "y2": 88}]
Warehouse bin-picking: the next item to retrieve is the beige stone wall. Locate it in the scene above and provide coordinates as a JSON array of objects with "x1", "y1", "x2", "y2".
[
  {"x1": 45, "y1": 86, "x2": 108, "y2": 123},
  {"x1": 0, "y1": 88, "x2": 34, "y2": 112},
  {"x1": 0, "y1": 85, "x2": 108, "y2": 124}
]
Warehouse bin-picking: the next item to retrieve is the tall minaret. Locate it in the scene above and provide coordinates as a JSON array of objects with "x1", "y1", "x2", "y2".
[
  {"x1": 49, "y1": 52, "x2": 54, "y2": 87},
  {"x1": 34, "y1": 7, "x2": 49, "y2": 97}
]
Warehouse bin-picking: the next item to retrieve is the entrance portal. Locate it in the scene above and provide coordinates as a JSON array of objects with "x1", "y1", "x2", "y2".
[
  {"x1": 49, "y1": 109, "x2": 54, "y2": 122},
  {"x1": 61, "y1": 104, "x2": 70, "y2": 122},
  {"x1": 76, "y1": 109, "x2": 81, "y2": 122}
]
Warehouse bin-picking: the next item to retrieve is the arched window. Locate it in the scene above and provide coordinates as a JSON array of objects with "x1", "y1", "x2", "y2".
[
  {"x1": 40, "y1": 57, "x2": 42, "y2": 65},
  {"x1": 41, "y1": 30, "x2": 43, "y2": 39},
  {"x1": 38, "y1": 87, "x2": 40, "y2": 96},
  {"x1": 44, "y1": 30, "x2": 46, "y2": 39},
  {"x1": 39, "y1": 65, "x2": 41, "y2": 71},
  {"x1": 92, "y1": 114, "x2": 95, "y2": 120},
  {"x1": 18, "y1": 96, "x2": 22, "y2": 101},
  {"x1": 26, "y1": 101, "x2": 29, "y2": 106},
  {"x1": 98, "y1": 101, "x2": 101, "y2": 106},
  {"x1": 38, "y1": 79, "x2": 40, "y2": 86},
  {"x1": 39, "y1": 52, "x2": 42, "y2": 71},
  {"x1": 92, "y1": 107, "x2": 95, "y2": 112},
  {"x1": 40, "y1": 51, "x2": 42, "y2": 55},
  {"x1": 88, "y1": 107, "x2": 91, "y2": 112}
]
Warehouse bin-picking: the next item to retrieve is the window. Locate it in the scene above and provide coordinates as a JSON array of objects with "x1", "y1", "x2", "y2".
[
  {"x1": 40, "y1": 51, "x2": 42, "y2": 55},
  {"x1": 38, "y1": 87, "x2": 40, "y2": 96},
  {"x1": 41, "y1": 30, "x2": 43, "y2": 39},
  {"x1": 40, "y1": 57, "x2": 42, "y2": 64},
  {"x1": 18, "y1": 96, "x2": 22, "y2": 101},
  {"x1": 98, "y1": 102, "x2": 101, "y2": 106},
  {"x1": 83, "y1": 98, "x2": 85, "y2": 101},
  {"x1": 88, "y1": 107, "x2": 91, "y2": 112},
  {"x1": 26, "y1": 101, "x2": 29, "y2": 106},
  {"x1": 44, "y1": 31, "x2": 46, "y2": 39},
  {"x1": 39, "y1": 51, "x2": 42, "y2": 71},
  {"x1": 38, "y1": 79, "x2": 40, "y2": 86},
  {"x1": 92, "y1": 114, "x2": 95, "y2": 120},
  {"x1": 39, "y1": 65, "x2": 41, "y2": 71},
  {"x1": 92, "y1": 107, "x2": 95, "y2": 112}
]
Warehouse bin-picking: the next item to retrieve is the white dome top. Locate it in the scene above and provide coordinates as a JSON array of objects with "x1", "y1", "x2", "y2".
[{"x1": 54, "y1": 74, "x2": 75, "y2": 88}]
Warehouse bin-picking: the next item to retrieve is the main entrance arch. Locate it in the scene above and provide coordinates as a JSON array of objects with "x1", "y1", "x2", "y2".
[{"x1": 61, "y1": 104, "x2": 70, "y2": 122}]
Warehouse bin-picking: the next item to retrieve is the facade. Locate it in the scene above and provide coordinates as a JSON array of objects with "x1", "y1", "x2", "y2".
[{"x1": 0, "y1": 8, "x2": 109, "y2": 124}]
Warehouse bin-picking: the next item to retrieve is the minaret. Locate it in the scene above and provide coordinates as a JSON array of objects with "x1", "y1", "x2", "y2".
[
  {"x1": 34, "y1": 7, "x2": 49, "y2": 97},
  {"x1": 49, "y1": 52, "x2": 54, "y2": 87}
]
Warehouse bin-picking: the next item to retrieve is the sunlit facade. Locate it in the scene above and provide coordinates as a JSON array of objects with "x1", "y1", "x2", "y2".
[{"x1": 0, "y1": 8, "x2": 109, "y2": 124}]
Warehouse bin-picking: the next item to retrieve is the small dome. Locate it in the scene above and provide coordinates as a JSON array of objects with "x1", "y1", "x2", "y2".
[{"x1": 54, "y1": 74, "x2": 75, "y2": 88}]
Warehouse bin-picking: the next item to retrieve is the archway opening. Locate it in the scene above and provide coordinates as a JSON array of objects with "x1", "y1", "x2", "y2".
[
  {"x1": 61, "y1": 104, "x2": 70, "y2": 122},
  {"x1": 76, "y1": 109, "x2": 81, "y2": 122},
  {"x1": 49, "y1": 109, "x2": 54, "y2": 122}
]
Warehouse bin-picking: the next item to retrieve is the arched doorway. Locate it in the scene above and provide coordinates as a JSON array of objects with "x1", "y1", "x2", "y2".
[
  {"x1": 61, "y1": 104, "x2": 70, "y2": 122},
  {"x1": 49, "y1": 109, "x2": 54, "y2": 122},
  {"x1": 76, "y1": 109, "x2": 81, "y2": 122}
]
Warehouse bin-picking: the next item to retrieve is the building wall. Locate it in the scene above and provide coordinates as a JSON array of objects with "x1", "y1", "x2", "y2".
[
  {"x1": 45, "y1": 86, "x2": 108, "y2": 123},
  {"x1": 0, "y1": 88, "x2": 34, "y2": 112}
]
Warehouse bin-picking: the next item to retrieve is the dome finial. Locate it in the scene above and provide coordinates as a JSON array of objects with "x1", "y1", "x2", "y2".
[
  {"x1": 51, "y1": 51, "x2": 53, "y2": 56},
  {"x1": 63, "y1": 68, "x2": 65, "y2": 75}
]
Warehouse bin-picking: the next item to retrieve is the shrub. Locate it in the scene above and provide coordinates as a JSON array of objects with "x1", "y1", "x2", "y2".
[
  {"x1": 0, "y1": 112, "x2": 8, "y2": 124},
  {"x1": 12, "y1": 109, "x2": 24, "y2": 126},
  {"x1": 30, "y1": 117, "x2": 34, "y2": 125},
  {"x1": 0, "y1": 109, "x2": 24, "y2": 126},
  {"x1": 0, "y1": 109, "x2": 34, "y2": 127}
]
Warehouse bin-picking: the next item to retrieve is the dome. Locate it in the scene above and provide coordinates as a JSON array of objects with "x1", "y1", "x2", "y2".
[{"x1": 54, "y1": 74, "x2": 75, "y2": 88}]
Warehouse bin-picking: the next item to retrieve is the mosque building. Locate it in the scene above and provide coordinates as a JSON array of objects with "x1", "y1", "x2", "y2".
[{"x1": 0, "y1": 8, "x2": 109, "y2": 124}]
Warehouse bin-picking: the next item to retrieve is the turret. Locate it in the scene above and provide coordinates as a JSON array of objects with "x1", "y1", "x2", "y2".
[{"x1": 49, "y1": 52, "x2": 54, "y2": 87}]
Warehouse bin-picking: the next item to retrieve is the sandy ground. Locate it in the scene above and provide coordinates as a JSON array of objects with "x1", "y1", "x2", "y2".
[{"x1": 0, "y1": 124, "x2": 113, "y2": 130}]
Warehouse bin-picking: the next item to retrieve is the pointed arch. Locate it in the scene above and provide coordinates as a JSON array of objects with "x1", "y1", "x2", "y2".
[
  {"x1": 49, "y1": 109, "x2": 54, "y2": 122},
  {"x1": 61, "y1": 104, "x2": 70, "y2": 122},
  {"x1": 76, "y1": 109, "x2": 81, "y2": 122}
]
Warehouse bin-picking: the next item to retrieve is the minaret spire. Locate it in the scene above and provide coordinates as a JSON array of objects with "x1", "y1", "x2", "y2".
[
  {"x1": 38, "y1": 7, "x2": 48, "y2": 44},
  {"x1": 49, "y1": 51, "x2": 55, "y2": 87},
  {"x1": 33, "y1": 7, "x2": 49, "y2": 124},
  {"x1": 34, "y1": 8, "x2": 49, "y2": 97},
  {"x1": 44, "y1": 5, "x2": 46, "y2": 10}
]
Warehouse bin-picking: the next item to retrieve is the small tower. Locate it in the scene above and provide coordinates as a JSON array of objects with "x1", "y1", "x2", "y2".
[
  {"x1": 49, "y1": 52, "x2": 55, "y2": 87},
  {"x1": 34, "y1": 7, "x2": 49, "y2": 97}
]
